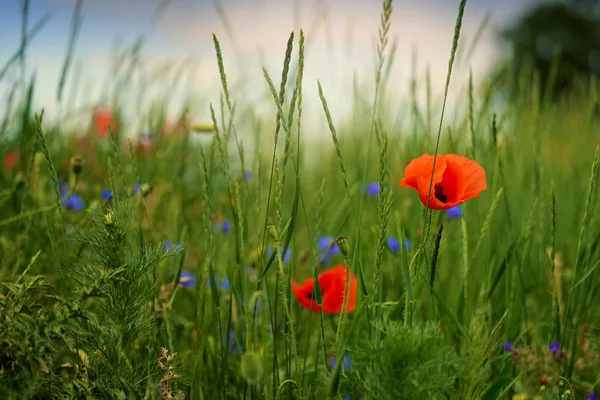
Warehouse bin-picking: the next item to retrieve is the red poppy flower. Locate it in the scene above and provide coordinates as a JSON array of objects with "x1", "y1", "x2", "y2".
[
  {"x1": 94, "y1": 107, "x2": 117, "y2": 137},
  {"x1": 4, "y1": 151, "x2": 19, "y2": 170},
  {"x1": 292, "y1": 265, "x2": 357, "y2": 313},
  {"x1": 399, "y1": 154, "x2": 487, "y2": 210}
]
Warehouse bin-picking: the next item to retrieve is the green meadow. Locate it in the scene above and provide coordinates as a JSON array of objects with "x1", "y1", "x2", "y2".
[{"x1": 2, "y1": 0, "x2": 600, "y2": 399}]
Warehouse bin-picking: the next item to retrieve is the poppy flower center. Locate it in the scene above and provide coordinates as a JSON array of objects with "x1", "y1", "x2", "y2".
[{"x1": 434, "y1": 183, "x2": 447, "y2": 203}]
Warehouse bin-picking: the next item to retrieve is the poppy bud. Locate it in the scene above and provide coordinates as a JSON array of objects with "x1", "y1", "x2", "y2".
[
  {"x1": 70, "y1": 155, "x2": 84, "y2": 176},
  {"x1": 240, "y1": 351, "x2": 263, "y2": 385},
  {"x1": 266, "y1": 224, "x2": 278, "y2": 240},
  {"x1": 336, "y1": 236, "x2": 349, "y2": 257},
  {"x1": 540, "y1": 376, "x2": 548, "y2": 386}
]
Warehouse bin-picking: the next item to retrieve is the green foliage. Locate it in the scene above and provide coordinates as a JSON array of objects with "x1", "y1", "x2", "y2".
[
  {"x1": 61, "y1": 200, "x2": 168, "y2": 396},
  {"x1": 344, "y1": 321, "x2": 461, "y2": 400},
  {"x1": 0, "y1": 273, "x2": 84, "y2": 398}
]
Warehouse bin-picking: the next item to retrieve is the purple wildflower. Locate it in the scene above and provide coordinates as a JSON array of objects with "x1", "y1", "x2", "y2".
[
  {"x1": 549, "y1": 341, "x2": 560, "y2": 354},
  {"x1": 503, "y1": 341, "x2": 514, "y2": 352}
]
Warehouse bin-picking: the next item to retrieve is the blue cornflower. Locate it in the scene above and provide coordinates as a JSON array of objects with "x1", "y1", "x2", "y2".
[
  {"x1": 503, "y1": 341, "x2": 514, "y2": 352},
  {"x1": 163, "y1": 240, "x2": 182, "y2": 252},
  {"x1": 215, "y1": 221, "x2": 232, "y2": 234},
  {"x1": 101, "y1": 189, "x2": 113, "y2": 201},
  {"x1": 445, "y1": 205, "x2": 462, "y2": 219},
  {"x1": 343, "y1": 395, "x2": 350, "y2": 400},
  {"x1": 387, "y1": 236, "x2": 411, "y2": 253},
  {"x1": 178, "y1": 271, "x2": 196, "y2": 288},
  {"x1": 266, "y1": 246, "x2": 292, "y2": 264},
  {"x1": 318, "y1": 236, "x2": 341, "y2": 264},
  {"x1": 329, "y1": 354, "x2": 351, "y2": 372},
  {"x1": 367, "y1": 182, "x2": 380, "y2": 196},
  {"x1": 245, "y1": 170, "x2": 252, "y2": 181},
  {"x1": 61, "y1": 193, "x2": 85, "y2": 211},
  {"x1": 589, "y1": 393, "x2": 597, "y2": 400},
  {"x1": 549, "y1": 341, "x2": 560, "y2": 354},
  {"x1": 207, "y1": 276, "x2": 231, "y2": 291},
  {"x1": 132, "y1": 183, "x2": 141, "y2": 196},
  {"x1": 221, "y1": 220, "x2": 231, "y2": 234}
]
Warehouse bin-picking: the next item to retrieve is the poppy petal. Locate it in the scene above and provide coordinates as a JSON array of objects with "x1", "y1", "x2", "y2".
[
  {"x1": 292, "y1": 278, "x2": 320, "y2": 312},
  {"x1": 399, "y1": 154, "x2": 447, "y2": 191},
  {"x1": 318, "y1": 265, "x2": 357, "y2": 313},
  {"x1": 455, "y1": 157, "x2": 487, "y2": 201}
]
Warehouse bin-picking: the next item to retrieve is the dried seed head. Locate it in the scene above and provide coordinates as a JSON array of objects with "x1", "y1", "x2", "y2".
[{"x1": 70, "y1": 155, "x2": 85, "y2": 175}]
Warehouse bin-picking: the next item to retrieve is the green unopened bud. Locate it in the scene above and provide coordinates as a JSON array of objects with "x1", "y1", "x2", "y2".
[
  {"x1": 70, "y1": 155, "x2": 84, "y2": 176},
  {"x1": 104, "y1": 213, "x2": 113, "y2": 225},
  {"x1": 336, "y1": 236, "x2": 349, "y2": 257},
  {"x1": 140, "y1": 183, "x2": 153, "y2": 197},
  {"x1": 266, "y1": 224, "x2": 278, "y2": 240},
  {"x1": 240, "y1": 351, "x2": 263, "y2": 385}
]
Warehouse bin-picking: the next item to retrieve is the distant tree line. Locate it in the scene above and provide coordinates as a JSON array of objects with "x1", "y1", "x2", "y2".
[{"x1": 497, "y1": 0, "x2": 600, "y2": 100}]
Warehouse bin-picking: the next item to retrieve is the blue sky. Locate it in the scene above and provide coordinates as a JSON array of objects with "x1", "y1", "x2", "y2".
[{"x1": 0, "y1": 0, "x2": 541, "y2": 135}]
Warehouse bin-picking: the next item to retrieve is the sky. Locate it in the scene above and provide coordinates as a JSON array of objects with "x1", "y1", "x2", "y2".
[{"x1": 0, "y1": 0, "x2": 542, "y2": 137}]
